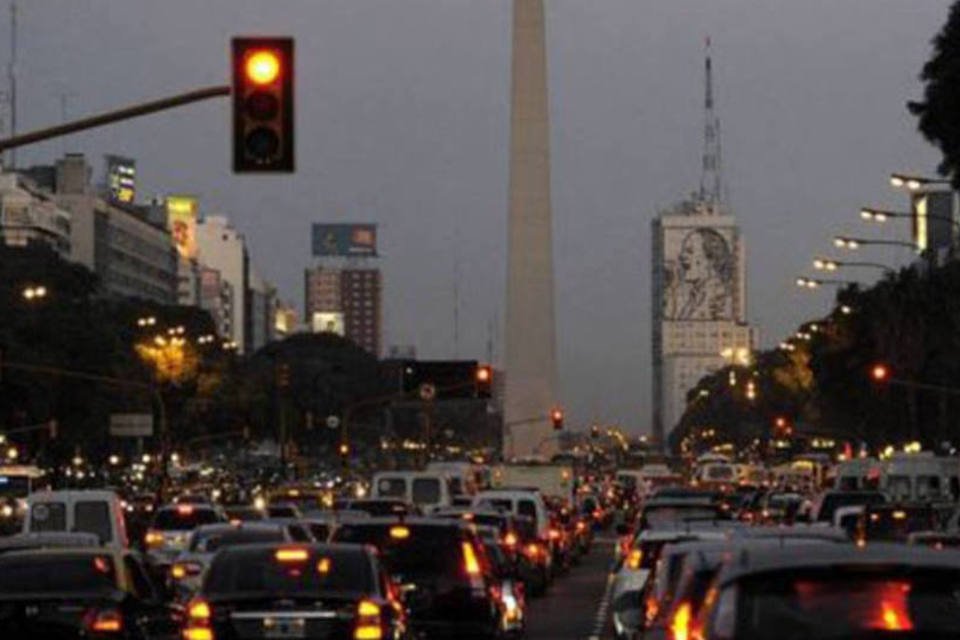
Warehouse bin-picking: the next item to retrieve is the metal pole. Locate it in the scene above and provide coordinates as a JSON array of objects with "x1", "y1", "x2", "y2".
[
  {"x1": 0, "y1": 85, "x2": 230, "y2": 152},
  {"x1": 7, "y1": 0, "x2": 16, "y2": 168}
]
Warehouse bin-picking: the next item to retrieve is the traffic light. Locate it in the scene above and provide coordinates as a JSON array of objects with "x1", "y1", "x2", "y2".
[
  {"x1": 550, "y1": 408, "x2": 564, "y2": 431},
  {"x1": 232, "y1": 37, "x2": 294, "y2": 173},
  {"x1": 338, "y1": 442, "x2": 350, "y2": 457},
  {"x1": 871, "y1": 363, "x2": 891, "y2": 383},
  {"x1": 475, "y1": 365, "x2": 493, "y2": 399}
]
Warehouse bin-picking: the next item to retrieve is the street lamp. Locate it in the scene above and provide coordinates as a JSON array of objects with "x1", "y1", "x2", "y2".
[
  {"x1": 813, "y1": 256, "x2": 893, "y2": 275},
  {"x1": 796, "y1": 276, "x2": 853, "y2": 289},
  {"x1": 833, "y1": 236, "x2": 917, "y2": 252},
  {"x1": 137, "y1": 316, "x2": 157, "y2": 328},
  {"x1": 890, "y1": 173, "x2": 951, "y2": 191},
  {"x1": 22, "y1": 285, "x2": 48, "y2": 301},
  {"x1": 861, "y1": 206, "x2": 960, "y2": 233}
]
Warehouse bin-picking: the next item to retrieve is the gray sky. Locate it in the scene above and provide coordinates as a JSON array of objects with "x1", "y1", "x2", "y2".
[{"x1": 10, "y1": 0, "x2": 952, "y2": 434}]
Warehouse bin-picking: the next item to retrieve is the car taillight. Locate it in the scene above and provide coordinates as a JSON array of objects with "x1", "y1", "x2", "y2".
[
  {"x1": 502, "y1": 532, "x2": 518, "y2": 548},
  {"x1": 171, "y1": 562, "x2": 202, "y2": 580},
  {"x1": 275, "y1": 547, "x2": 309, "y2": 563},
  {"x1": 354, "y1": 599, "x2": 382, "y2": 640},
  {"x1": 576, "y1": 521, "x2": 587, "y2": 532},
  {"x1": 144, "y1": 530, "x2": 164, "y2": 548},
  {"x1": 626, "y1": 549, "x2": 643, "y2": 570},
  {"x1": 548, "y1": 528, "x2": 561, "y2": 541},
  {"x1": 84, "y1": 607, "x2": 123, "y2": 633},
  {"x1": 183, "y1": 598, "x2": 213, "y2": 640},
  {"x1": 463, "y1": 541, "x2": 486, "y2": 591},
  {"x1": 593, "y1": 509, "x2": 603, "y2": 519},
  {"x1": 669, "y1": 601, "x2": 693, "y2": 640}
]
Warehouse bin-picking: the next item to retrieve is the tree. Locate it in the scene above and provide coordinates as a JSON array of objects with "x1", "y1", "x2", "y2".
[{"x1": 909, "y1": 1, "x2": 960, "y2": 188}]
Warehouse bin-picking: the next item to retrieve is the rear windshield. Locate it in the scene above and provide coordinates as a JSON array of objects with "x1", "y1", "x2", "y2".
[
  {"x1": 351, "y1": 501, "x2": 409, "y2": 517},
  {"x1": 0, "y1": 554, "x2": 117, "y2": 594},
  {"x1": 30, "y1": 502, "x2": 67, "y2": 532},
  {"x1": 738, "y1": 571, "x2": 960, "y2": 638},
  {"x1": 643, "y1": 506, "x2": 718, "y2": 529},
  {"x1": 817, "y1": 493, "x2": 886, "y2": 522},
  {"x1": 205, "y1": 547, "x2": 373, "y2": 596},
  {"x1": 152, "y1": 508, "x2": 221, "y2": 530},
  {"x1": 225, "y1": 508, "x2": 264, "y2": 522},
  {"x1": 412, "y1": 479, "x2": 441, "y2": 505},
  {"x1": 376, "y1": 478, "x2": 407, "y2": 498},
  {"x1": 332, "y1": 524, "x2": 462, "y2": 578},
  {"x1": 190, "y1": 528, "x2": 286, "y2": 553},
  {"x1": 518, "y1": 500, "x2": 537, "y2": 520},
  {"x1": 75, "y1": 501, "x2": 112, "y2": 543},
  {"x1": 635, "y1": 540, "x2": 667, "y2": 570},
  {"x1": 864, "y1": 510, "x2": 938, "y2": 542}
]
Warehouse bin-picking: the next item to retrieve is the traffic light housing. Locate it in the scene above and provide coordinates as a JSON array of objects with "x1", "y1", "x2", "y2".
[
  {"x1": 232, "y1": 37, "x2": 294, "y2": 173},
  {"x1": 551, "y1": 408, "x2": 564, "y2": 431},
  {"x1": 475, "y1": 365, "x2": 493, "y2": 399}
]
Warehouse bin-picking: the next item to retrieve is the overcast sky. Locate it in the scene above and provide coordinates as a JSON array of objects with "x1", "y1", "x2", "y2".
[{"x1": 8, "y1": 1, "x2": 953, "y2": 434}]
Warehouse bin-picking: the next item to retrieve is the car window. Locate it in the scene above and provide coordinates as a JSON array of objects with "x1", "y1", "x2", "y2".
[
  {"x1": 30, "y1": 501, "x2": 67, "y2": 532},
  {"x1": 377, "y1": 478, "x2": 407, "y2": 498},
  {"x1": 205, "y1": 547, "x2": 374, "y2": 596},
  {"x1": 308, "y1": 523, "x2": 330, "y2": 541},
  {"x1": 411, "y1": 478, "x2": 441, "y2": 505},
  {"x1": 332, "y1": 524, "x2": 463, "y2": 578},
  {"x1": 518, "y1": 499, "x2": 537, "y2": 520},
  {"x1": 287, "y1": 525, "x2": 312, "y2": 542},
  {"x1": 191, "y1": 528, "x2": 286, "y2": 552},
  {"x1": 75, "y1": 501, "x2": 112, "y2": 543},
  {"x1": 0, "y1": 554, "x2": 117, "y2": 593},
  {"x1": 152, "y1": 508, "x2": 221, "y2": 530}
]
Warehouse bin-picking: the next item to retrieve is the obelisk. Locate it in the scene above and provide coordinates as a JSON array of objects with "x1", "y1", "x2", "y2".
[{"x1": 504, "y1": 0, "x2": 558, "y2": 459}]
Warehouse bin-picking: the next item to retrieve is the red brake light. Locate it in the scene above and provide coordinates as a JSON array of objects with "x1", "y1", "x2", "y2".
[
  {"x1": 355, "y1": 599, "x2": 383, "y2": 640},
  {"x1": 548, "y1": 528, "x2": 561, "y2": 541},
  {"x1": 172, "y1": 562, "x2": 202, "y2": 580},
  {"x1": 187, "y1": 599, "x2": 211, "y2": 622},
  {"x1": 275, "y1": 547, "x2": 309, "y2": 563},
  {"x1": 184, "y1": 599, "x2": 213, "y2": 640},
  {"x1": 462, "y1": 542, "x2": 482, "y2": 576},
  {"x1": 502, "y1": 532, "x2": 518, "y2": 548},
  {"x1": 176, "y1": 504, "x2": 195, "y2": 516},
  {"x1": 144, "y1": 530, "x2": 164, "y2": 548},
  {"x1": 85, "y1": 608, "x2": 123, "y2": 633},
  {"x1": 670, "y1": 601, "x2": 693, "y2": 640},
  {"x1": 626, "y1": 549, "x2": 643, "y2": 570}
]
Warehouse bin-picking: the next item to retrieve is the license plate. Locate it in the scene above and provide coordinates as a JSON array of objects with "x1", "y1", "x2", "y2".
[{"x1": 263, "y1": 618, "x2": 306, "y2": 639}]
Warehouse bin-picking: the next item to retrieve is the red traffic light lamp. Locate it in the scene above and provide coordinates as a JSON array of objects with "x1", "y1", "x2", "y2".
[
  {"x1": 245, "y1": 50, "x2": 281, "y2": 85},
  {"x1": 476, "y1": 365, "x2": 492, "y2": 384},
  {"x1": 475, "y1": 365, "x2": 493, "y2": 399},
  {"x1": 871, "y1": 363, "x2": 891, "y2": 383},
  {"x1": 550, "y1": 408, "x2": 564, "y2": 431}
]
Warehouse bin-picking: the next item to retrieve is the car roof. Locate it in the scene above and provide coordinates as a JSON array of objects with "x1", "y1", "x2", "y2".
[
  {"x1": 332, "y1": 516, "x2": 465, "y2": 528},
  {"x1": 0, "y1": 546, "x2": 126, "y2": 560},
  {"x1": 716, "y1": 542, "x2": 960, "y2": 587},
  {"x1": 642, "y1": 497, "x2": 717, "y2": 507},
  {"x1": 733, "y1": 526, "x2": 849, "y2": 542},
  {"x1": 192, "y1": 522, "x2": 286, "y2": 535},
  {"x1": 158, "y1": 503, "x2": 218, "y2": 511},
  {"x1": 214, "y1": 542, "x2": 371, "y2": 559},
  {"x1": 637, "y1": 530, "x2": 719, "y2": 543}
]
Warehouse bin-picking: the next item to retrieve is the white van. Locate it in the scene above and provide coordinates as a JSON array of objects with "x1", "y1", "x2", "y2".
[
  {"x1": 472, "y1": 488, "x2": 550, "y2": 540},
  {"x1": 23, "y1": 489, "x2": 129, "y2": 548},
  {"x1": 881, "y1": 453, "x2": 952, "y2": 502},
  {"x1": 370, "y1": 471, "x2": 452, "y2": 513}
]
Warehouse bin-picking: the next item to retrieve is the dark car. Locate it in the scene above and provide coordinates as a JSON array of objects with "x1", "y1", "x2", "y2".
[
  {"x1": 183, "y1": 543, "x2": 408, "y2": 640},
  {"x1": 811, "y1": 490, "x2": 887, "y2": 523},
  {"x1": 0, "y1": 548, "x2": 182, "y2": 639},
  {"x1": 856, "y1": 504, "x2": 940, "y2": 543},
  {"x1": 331, "y1": 518, "x2": 503, "y2": 639},
  {"x1": 694, "y1": 543, "x2": 960, "y2": 639},
  {"x1": 340, "y1": 498, "x2": 419, "y2": 517}
]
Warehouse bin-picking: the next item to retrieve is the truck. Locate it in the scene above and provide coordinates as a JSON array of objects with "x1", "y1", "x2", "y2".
[{"x1": 490, "y1": 463, "x2": 575, "y2": 504}]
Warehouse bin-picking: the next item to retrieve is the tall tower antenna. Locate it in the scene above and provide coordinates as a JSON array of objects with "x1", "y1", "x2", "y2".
[
  {"x1": 7, "y1": 0, "x2": 17, "y2": 169},
  {"x1": 698, "y1": 36, "x2": 724, "y2": 210}
]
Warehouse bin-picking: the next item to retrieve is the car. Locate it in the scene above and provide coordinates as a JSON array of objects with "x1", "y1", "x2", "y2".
[
  {"x1": 338, "y1": 497, "x2": 419, "y2": 517},
  {"x1": 182, "y1": 543, "x2": 410, "y2": 640},
  {"x1": 169, "y1": 522, "x2": 293, "y2": 598},
  {"x1": 474, "y1": 524, "x2": 527, "y2": 637},
  {"x1": 610, "y1": 530, "x2": 713, "y2": 640},
  {"x1": 330, "y1": 518, "x2": 504, "y2": 638},
  {"x1": 223, "y1": 505, "x2": 265, "y2": 524},
  {"x1": 809, "y1": 489, "x2": 887, "y2": 523},
  {"x1": 693, "y1": 543, "x2": 960, "y2": 639},
  {"x1": 0, "y1": 547, "x2": 182, "y2": 638},
  {"x1": 23, "y1": 489, "x2": 130, "y2": 548},
  {"x1": 264, "y1": 503, "x2": 303, "y2": 519},
  {"x1": 854, "y1": 504, "x2": 940, "y2": 544},
  {"x1": 370, "y1": 471, "x2": 454, "y2": 513},
  {"x1": 629, "y1": 497, "x2": 724, "y2": 534},
  {"x1": 144, "y1": 503, "x2": 227, "y2": 565}
]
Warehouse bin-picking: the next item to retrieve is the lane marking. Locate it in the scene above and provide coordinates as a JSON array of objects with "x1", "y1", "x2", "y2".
[{"x1": 588, "y1": 572, "x2": 616, "y2": 640}]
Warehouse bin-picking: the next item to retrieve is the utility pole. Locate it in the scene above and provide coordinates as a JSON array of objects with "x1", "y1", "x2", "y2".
[{"x1": 7, "y1": 0, "x2": 17, "y2": 168}]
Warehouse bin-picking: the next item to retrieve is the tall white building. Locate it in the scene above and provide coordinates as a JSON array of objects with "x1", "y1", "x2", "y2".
[
  {"x1": 651, "y1": 200, "x2": 756, "y2": 443},
  {"x1": 650, "y1": 41, "x2": 756, "y2": 445},
  {"x1": 196, "y1": 215, "x2": 248, "y2": 353}
]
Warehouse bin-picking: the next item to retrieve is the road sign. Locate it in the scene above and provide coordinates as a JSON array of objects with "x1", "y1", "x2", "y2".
[
  {"x1": 109, "y1": 413, "x2": 153, "y2": 438},
  {"x1": 419, "y1": 383, "x2": 437, "y2": 402},
  {"x1": 326, "y1": 415, "x2": 341, "y2": 430}
]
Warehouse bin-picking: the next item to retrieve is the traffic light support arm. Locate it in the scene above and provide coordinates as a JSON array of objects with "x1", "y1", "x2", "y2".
[{"x1": 0, "y1": 85, "x2": 231, "y2": 152}]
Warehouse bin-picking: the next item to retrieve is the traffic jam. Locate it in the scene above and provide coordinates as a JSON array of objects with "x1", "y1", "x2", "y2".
[
  {"x1": 4, "y1": 448, "x2": 960, "y2": 638},
  {"x1": 0, "y1": 460, "x2": 601, "y2": 639}
]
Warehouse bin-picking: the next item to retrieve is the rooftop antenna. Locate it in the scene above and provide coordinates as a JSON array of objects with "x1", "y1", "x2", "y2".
[{"x1": 698, "y1": 36, "x2": 724, "y2": 212}]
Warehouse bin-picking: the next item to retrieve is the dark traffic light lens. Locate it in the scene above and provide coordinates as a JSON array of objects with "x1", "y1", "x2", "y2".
[
  {"x1": 245, "y1": 127, "x2": 280, "y2": 160},
  {"x1": 246, "y1": 91, "x2": 280, "y2": 122}
]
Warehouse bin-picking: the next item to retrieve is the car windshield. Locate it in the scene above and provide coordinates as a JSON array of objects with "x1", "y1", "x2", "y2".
[
  {"x1": 737, "y1": 571, "x2": 960, "y2": 638},
  {"x1": 331, "y1": 524, "x2": 462, "y2": 579},
  {"x1": 190, "y1": 528, "x2": 286, "y2": 552},
  {"x1": 0, "y1": 554, "x2": 117, "y2": 594},
  {"x1": 205, "y1": 547, "x2": 373, "y2": 597},
  {"x1": 153, "y1": 508, "x2": 221, "y2": 530}
]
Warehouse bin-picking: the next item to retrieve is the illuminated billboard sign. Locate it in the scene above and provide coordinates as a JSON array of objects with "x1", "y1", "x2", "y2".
[
  {"x1": 912, "y1": 191, "x2": 955, "y2": 253},
  {"x1": 105, "y1": 155, "x2": 136, "y2": 203},
  {"x1": 311, "y1": 311, "x2": 345, "y2": 335},
  {"x1": 166, "y1": 195, "x2": 198, "y2": 259},
  {"x1": 311, "y1": 224, "x2": 378, "y2": 257}
]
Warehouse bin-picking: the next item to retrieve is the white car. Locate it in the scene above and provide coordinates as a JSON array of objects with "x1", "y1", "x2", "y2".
[
  {"x1": 144, "y1": 503, "x2": 226, "y2": 565},
  {"x1": 170, "y1": 522, "x2": 292, "y2": 597}
]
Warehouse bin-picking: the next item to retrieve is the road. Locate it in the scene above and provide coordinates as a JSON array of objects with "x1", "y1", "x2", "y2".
[{"x1": 526, "y1": 536, "x2": 616, "y2": 640}]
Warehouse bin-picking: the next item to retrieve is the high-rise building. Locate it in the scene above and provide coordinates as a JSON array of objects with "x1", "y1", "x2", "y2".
[
  {"x1": 0, "y1": 171, "x2": 72, "y2": 258},
  {"x1": 196, "y1": 215, "x2": 249, "y2": 353},
  {"x1": 199, "y1": 266, "x2": 234, "y2": 339},
  {"x1": 305, "y1": 223, "x2": 382, "y2": 356},
  {"x1": 650, "y1": 40, "x2": 756, "y2": 445}
]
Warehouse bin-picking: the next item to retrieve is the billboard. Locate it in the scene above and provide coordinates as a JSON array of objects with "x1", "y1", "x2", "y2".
[
  {"x1": 311, "y1": 224, "x2": 378, "y2": 257},
  {"x1": 105, "y1": 155, "x2": 136, "y2": 204},
  {"x1": 912, "y1": 191, "x2": 955, "y2": 253},
  {"x1": 109, "y1": 413, "x2": 153, "y2": 438},
  {"x1": 166, "y1": 196, "x2": 199, "y2": 259},
  {"x1": 661, "y1": 225, "x2": 738, "y2": 321},
  {"x1": 312, "y1": 311, "x2": 345, "y2": 335}
]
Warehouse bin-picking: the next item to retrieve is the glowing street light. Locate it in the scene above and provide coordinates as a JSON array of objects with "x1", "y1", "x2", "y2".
[
  {"x1": 22, "y1": 285, "x2": 48, "y2": 301},
  {"x1": 834, "y1": 235, "x2": 917, "y2": 252},
  {"x1": 814, "y1": 256, "x2": 893, "y2": 275},
  {"x1": 890, "y1": 173, "x2": 950, "y2": 191}
]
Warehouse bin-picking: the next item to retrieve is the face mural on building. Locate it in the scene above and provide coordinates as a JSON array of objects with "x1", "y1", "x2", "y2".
[{"x1": 663, "y1": 227, "x2": 734, "y2": 320}]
